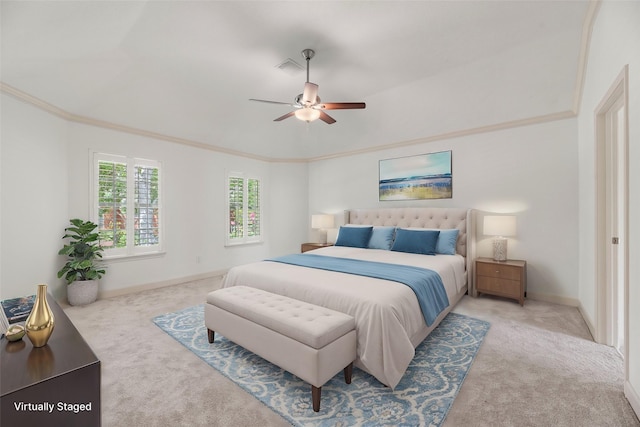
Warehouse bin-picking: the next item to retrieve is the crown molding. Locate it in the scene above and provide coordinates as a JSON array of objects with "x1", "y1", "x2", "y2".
[
  {"x1": 68, "y1": 112, "x2": 282, "y2": 163},
  {"x1": 572, "y1": 0, "x2": 601, "y2": 115},
  {"x1": 0, "y1": 4, "x2": 598, "y2": 164},
  {"x1": 1, "y1": 82, "x2": 74, "y2": 120},
  {"x1": 0, "y1": 81, "x2": 579, "y2": 164},
  {"x1": 0, "y1": 82, "x2": 281, "y2": 163},
  {"x1": 306, "y1": 110, "x2": 576, "y2": 162}
]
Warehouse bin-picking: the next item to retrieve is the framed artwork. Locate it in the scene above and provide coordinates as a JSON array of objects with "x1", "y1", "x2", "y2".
[{"x1": 379, "y1": 150, "x2": 452, "y2": 201}]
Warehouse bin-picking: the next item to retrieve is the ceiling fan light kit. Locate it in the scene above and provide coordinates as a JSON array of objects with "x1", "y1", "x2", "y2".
[
  {"x1": 294, "y1": 107, "x2": 321, "y2": 122},
  {"x1": 250, "y1": 49, "x2": 366, "y2": 124}
]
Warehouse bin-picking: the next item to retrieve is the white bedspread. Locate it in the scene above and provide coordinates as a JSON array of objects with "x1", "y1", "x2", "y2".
[{"x1": 221, "y1": 246, "x2": 466, "y2": 388}]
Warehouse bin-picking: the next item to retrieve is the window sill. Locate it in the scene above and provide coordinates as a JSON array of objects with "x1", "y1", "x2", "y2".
[
  {"x1": 224, "y1": 240, "x2": 264, "y2": 247},
  {"x1": 102, "y1": 251, "x2": 166, "y2": 264}
]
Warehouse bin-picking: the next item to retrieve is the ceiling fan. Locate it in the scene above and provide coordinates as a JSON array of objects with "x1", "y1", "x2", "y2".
[{"x1": 250, "y1": 49, "x2": 366, "y2": 124}]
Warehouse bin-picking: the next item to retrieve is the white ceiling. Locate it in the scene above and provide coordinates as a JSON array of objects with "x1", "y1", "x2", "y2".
[{"x1": 1, "y1": 1, "x2": 590, "y2": 160}]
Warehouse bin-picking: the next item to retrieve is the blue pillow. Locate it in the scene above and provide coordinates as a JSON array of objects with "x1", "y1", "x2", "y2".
[
  {"x1": 335, "y1": 226, "x2": 373, "y2": 248},
  {"x1": 436, "y1": 229, "x2": 460, "y2": 255},
  {"x1": 391, "y1": 228, "x2": 440, "y2": 255},
  {"x1": 368, "y1": 227, "x2": 396, "y2": 250}
]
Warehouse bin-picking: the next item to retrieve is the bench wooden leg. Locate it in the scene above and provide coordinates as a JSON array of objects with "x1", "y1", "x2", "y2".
[
  {"x1": 312, "y1": 386, "x2": 321, "y2": 412},
  {"x1": 207, "y1": 329, "x2": 215, "y2": 343},
  {"x1": 344, "y1": 362, "x2": 353, "y2": 384}
]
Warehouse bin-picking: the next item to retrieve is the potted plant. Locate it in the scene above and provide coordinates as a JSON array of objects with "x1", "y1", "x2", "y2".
[{"x1": 57, "y1": 219, "x2": 106, "y2": 306}]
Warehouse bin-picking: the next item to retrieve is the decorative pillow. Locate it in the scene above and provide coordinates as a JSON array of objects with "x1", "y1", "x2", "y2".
[
  {"x1": 391, "y1": 228, "x2": 440, "y2": 255},
  {"x1": 367, "y1": 227, "x2": 396, "y2": 250},
  {"x1": 435, "y1": 229, "x2": 460, "y2": 255},
  {"x1": 335, "y1": 226, "x2": 373, "y2": 248},
  {"x1": 405, "y1": 227, "x2": 460, "y2": 255}
]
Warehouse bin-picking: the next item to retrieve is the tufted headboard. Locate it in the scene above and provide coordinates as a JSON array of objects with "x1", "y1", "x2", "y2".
[{"x1": 345, "y1": 207, "x2": 477, "y2": 293}]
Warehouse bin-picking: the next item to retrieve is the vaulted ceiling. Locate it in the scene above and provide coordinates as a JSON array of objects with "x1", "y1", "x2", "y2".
[{"x1": 1, "y1": 1, "x2": 592, "y2": 161}]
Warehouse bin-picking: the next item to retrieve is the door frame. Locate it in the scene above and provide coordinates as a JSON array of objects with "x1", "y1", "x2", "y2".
[{"x1": 594, "y1": 66, "x2": 629, "y2": 372}]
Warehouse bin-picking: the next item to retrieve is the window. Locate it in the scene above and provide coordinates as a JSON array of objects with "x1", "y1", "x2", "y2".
[
  {"x1": 226, "y1": 172, "x2": 262, "y2": 245},
  {"x1": 93, "y1": 153, "x2": 162, "y2": 257}
]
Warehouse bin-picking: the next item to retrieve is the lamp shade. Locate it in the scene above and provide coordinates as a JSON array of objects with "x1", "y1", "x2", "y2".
[
  {"x1": 295, "y1": 107, "x2": 321, "y2": 122},
  {"x1": 326, "y1": 228, "x2": 338, "y2": 244},
  {"x1": 311, "y1": 214, "x2": 334, "y2": 229},
  {"x1": 483, "y1": 215, "x2": 516, "y2": 237}
]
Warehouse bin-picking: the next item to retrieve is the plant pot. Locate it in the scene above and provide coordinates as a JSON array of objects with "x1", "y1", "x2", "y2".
[{"x1": 67, "y1": 280, "x2": 99, "y2": 306}]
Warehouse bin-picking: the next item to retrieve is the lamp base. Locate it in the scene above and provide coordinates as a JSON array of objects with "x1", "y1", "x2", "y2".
[{"x1": 492, "y1": 237, "x2": 508, "y2": 262}]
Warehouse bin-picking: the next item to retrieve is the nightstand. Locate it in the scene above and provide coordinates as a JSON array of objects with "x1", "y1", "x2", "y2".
[
  {"x1": 301, "y1": 242, "x2": 333, "y2": 253},
  {"x1": 475, "y1": 258, "x2": 527, "y2": 306}
]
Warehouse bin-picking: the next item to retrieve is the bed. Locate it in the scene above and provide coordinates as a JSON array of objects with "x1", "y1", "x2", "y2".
[{"x1": 222, "y1": 207, "x2": 476, "y2": 389}]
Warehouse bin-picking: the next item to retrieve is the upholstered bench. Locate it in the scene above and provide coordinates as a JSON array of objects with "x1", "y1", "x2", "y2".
[{"x1": 204, "y1": 286, "x2": 357, "y2": 412}]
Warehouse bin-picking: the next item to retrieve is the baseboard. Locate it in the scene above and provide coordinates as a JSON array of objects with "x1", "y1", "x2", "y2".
[
  {"x1": 526, "y1": 291, "x2": 579, "y2": 307},
  {"x1": 526, "y1": 292, "x2": 598, "y2": 341},
  {"x1": 625, "y1": 381, "x2": 640, "y2": 420},
  {"x1": 98, "y1": 270, "x2": 228, "y2": 299},
  {"x1": 577, "y1": 300, "x2": 596, "y2": 341}
]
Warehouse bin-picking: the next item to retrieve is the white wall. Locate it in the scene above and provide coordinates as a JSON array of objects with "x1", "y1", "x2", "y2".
[
  {"x1": 577, "y1": 0, "x2": 640, "y2": 414},
  {"x1": 268, "y1": 161, "x2": 309, "y2": 256},
  {"x1": 0, "y1": 95, "x2": 309, "y2": 300},
  {"x1": 309, "y1": 118, "x2": 579, "y2": 302},
  {"x1": 65, "y1": 123, "x2": 308, "y2": 296},
  {"x1": 1, "y1": 94, "x2": 69, "y2": 300}
]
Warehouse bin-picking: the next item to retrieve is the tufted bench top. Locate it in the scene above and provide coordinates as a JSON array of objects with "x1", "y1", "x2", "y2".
[{"x1": 207, "y1": 286, "x2": 355, "y2": 349}]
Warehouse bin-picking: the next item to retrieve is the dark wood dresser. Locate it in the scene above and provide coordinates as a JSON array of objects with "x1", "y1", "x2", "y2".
[{"x1": 1, "y1": 294, "x2": 101, "y2": 426}]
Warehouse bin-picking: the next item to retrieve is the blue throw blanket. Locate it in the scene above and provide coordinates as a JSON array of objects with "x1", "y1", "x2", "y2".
[{"x1": 266, "y1": 254, "x2": 449, "y2": 326}]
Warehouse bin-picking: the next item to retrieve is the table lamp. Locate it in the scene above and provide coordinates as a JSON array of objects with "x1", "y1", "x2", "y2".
[
  {"x1": 483, "y1": 215, "x2": 516, "y2": 262},
  {"x1": 311, "y1": 214, "x2": 335, "y2": 243}
]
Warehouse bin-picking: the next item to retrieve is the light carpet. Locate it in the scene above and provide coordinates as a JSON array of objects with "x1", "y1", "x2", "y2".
[{"x1": 153, "y1": 305, "x2": 490, "y2": 427}]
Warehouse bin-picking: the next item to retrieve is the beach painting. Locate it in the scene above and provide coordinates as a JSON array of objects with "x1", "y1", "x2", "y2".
[{"x1": 379, "y1": 151, "x2": 452, "y2": 200}]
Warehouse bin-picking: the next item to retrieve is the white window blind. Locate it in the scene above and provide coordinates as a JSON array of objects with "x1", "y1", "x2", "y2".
[
  {"x1": 94, "y1": 153, "x2": 162, "y2": 257},
  {"x1": 226, "y1": 173, "x2": 262, "y2": 245},
  {"x1": 134, "y1": 163, "x2": 160, "y2": 247}
]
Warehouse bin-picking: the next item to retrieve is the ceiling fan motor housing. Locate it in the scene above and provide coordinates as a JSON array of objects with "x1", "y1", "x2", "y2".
[{"x1": 295, "y1": 93, "x2": 320, "y2": 106}]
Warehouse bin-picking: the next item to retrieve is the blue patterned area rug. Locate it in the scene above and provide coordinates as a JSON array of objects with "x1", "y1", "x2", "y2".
[{"x1": 153, "y1": 305, "x2": 489, "y2": 427}]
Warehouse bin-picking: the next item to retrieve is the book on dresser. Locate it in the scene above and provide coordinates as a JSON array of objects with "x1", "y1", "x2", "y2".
[
  {"x1": 0, "y1": 309, "x2": 8, "y2": 337},
  {"x1": 1, "y1": 294, "x2": 35, "y2": 326}
]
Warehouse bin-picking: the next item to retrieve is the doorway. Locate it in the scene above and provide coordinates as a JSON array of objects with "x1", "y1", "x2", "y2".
[{"x1": 594, "y1": 66, "x2": 628, "y2": 366}]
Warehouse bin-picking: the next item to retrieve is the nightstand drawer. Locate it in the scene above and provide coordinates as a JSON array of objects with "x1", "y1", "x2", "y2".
[
  {"x1": 477, "y1": 276, "x2": 521, "y2": 298},
  {"x1": 476, "y1": 262, "x2": 521, "y2": 280}
]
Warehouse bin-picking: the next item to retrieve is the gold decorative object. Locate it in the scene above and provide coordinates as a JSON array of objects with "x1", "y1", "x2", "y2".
[
  {"x1": 6, "y1": 324, "x2": 26, "y2": 342},
  {"x1": 25, "y1": 284, "x2": 55, "y2": 347}
]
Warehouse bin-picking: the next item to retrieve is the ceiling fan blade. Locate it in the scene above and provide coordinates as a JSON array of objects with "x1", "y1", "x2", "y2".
[
  {"x1": 318, "y1": 111, "x2": 336, "y2": 124},
  {"x1": 250, "y1": 99, "x2": 296, "y2": 107},
  {"x1": 274, "y1": 111, "x2": 295, "y2": 122},
  {"x1": 302, "y1": 82, "x2": 319, "y2": 105},
  {"x1": 318, "y1": 102, "x2": 366, "y2": 110},
  {"x1": 253, "y1": 50, "x2": 363, "y2": 124}
]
